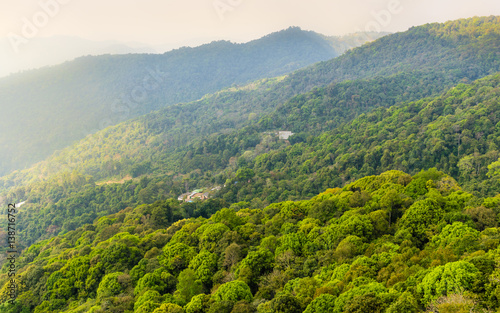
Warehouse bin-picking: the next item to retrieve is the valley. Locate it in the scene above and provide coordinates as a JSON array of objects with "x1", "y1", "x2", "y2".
[{"x1": 0, "y1": 15, "x2": 499, "y2": 313}]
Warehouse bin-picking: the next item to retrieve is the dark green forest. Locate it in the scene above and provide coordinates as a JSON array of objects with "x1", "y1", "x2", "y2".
[
  {"x1": 2, "y1": 170, "x2": 500, "y2": 312},
  {"x1": 0, "y1": 16, "x2": 500, "y2": 313},
  {"x1": 210, "y1": 73, "x2": 500, "y2": 203}
]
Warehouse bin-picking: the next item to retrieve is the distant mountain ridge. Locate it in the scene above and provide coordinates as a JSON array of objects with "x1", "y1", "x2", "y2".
[
  {"x1": 0, "y1": 27, "x2": 385, "y2": 177},
  {"x1": 0, "y1": 36, "x2": 154, "y2": 78},
  {"x1": 283, "y1": 16, "x2": 500, "y2": 92}
]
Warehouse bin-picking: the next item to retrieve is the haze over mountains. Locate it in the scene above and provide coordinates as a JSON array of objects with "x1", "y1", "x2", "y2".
[
  {"x1": 1, "y1": 16, "x2": 500, "y2": 313},
  {"x1": 0, "y1": 36, "x2": 155, "y2": 78},
  {"x1": 2, "y1": 15, "x2": 499, "y2": 242},
  {"x1": 0, "y1": 28, "x2": 385, "y2": 177},
  {"x1": 0, "y1": 32, "x2": 388, "y2": 79}
]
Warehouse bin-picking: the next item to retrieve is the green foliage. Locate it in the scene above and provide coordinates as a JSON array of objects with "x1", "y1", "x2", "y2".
[
  {"x1": 185, "y1": 294, "x2": 210, "y2": 313},
  {"x1": 160, "y1": 243, "x2": 196, "y2": 273},
  {"x1": 487, "y1": 158, "x2": 500, "y2": 180},
  {"x1": 212, "y1": 280, "x2": 253, "y2": 303},
  {"x1": 3, "y1": 17, "x2": 500, "y2": 250},
  {"x1": 211, "y1": 208, "x2": 243, "y2": 229},
  {"x1": 465, "y1": 206, "x2": 498, "y2": 230},
  {"x1": 188, "y1": 250, "x2": 218, "y2": 286},
  {"x1": 2, "y1": 17, "x2": 500, "y2": 312},
  {"x1": 207, "y1": 301, "x2": 234, "y2": 313},
  {"x1": 397, "y1": 199, "x2": 443, "y2": 245},
  {"x1": 303, "y1": 294, "x2": 336, "y2": 313},
  {"x1": 333, "y1": 283, "x2": 388, "y2": 313},
  {"x1": 385, "y1": 292, "x2": 418, "y2": 313},
  {"x1": 343, "y1": 292, "x2": 386, "y2": 313},
  {"x1": 135, "y1": 300, "x2": 161, "y2": 313},
  {"x1": 275, "y1": 232, "x2": 309, "y2": 256},
  {"x1": 198, "y1": 223, "x2": 231, "y2": 252},
  {"x1": 267, "y1": 294, "x2": 302, "y2": 313},
  {"x1": 134, "y1": 290, "x2": 162, "y2": 311},
  {"x1": 417, "y1": 261, "x2": 480, "y2": 305},
  {"x1": 2, "y1": 171, "x2": 500, "y2": 312},
  {"x1": 1, "y1": 27, "x2": 366, "y2": 177},
  {"x1": 429, "y1": 294, "x2": 476, "y2": 313},
  {"x1": 334, "y1": 235, "x2": 366, "y2": 261},
  {"x1": 134, "y1": 269, "x2": 176, "y2": 296},
  {"x1": 101, "y1": 241, "x2": 142, "y2": 272},
  {"x1": 430, "y1": 222, "x2": 480, "y2": 255},
  {"x1": 230, "y1": 300, "x2": 254, "y2": 313},
  {"x1": 153, "y1": 303, "x2": 184, "y2": 313},
  {"x1": 236, "y1": 249, "x2": 274, "y2": 287},
  {"x1": 285, "y1": 277, "x2": 320, "y2": 308},
  {"x1": 174, "y1": 269, "x2": 204, "y2": 306},
  {"x1": 96, "y1": 272, "x2": 126, "y2": 299}
]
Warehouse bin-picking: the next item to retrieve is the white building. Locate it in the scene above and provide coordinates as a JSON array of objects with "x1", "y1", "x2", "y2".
[{"x1": 278, "y1": 131, "x2": 294, "y2": 140}]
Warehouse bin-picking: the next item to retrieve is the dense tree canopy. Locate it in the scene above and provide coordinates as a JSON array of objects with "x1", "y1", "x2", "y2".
[
  {"x1": 0, "y1": 16, "x2": 499, "y2": 313},
  {"x1": 1, "y1": 170, "x2": 500, "y2": 312}
]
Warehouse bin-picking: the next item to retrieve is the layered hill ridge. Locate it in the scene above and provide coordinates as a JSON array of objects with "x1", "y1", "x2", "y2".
[
  {"x1": 213, "y1": 72, "x2": 500, "y2": 203},
  {"x1": 3, "y1": 16, "x2": 500, "y2": 179},
  {"x1": 1, "y1": 17, "x2": 500, "y2": 248},
  {"x1": 287, "y1": 16, "x2": 500, "y2": 90},
  {"x1": 0, "y1": 27, "x2": 383, "y2": 177},
  {"x1": 4, "y1": 16, "x2": 500, "y2": 190},
  {"x1": 0, "y1": 15, "x2": 499, "y2": 313}
]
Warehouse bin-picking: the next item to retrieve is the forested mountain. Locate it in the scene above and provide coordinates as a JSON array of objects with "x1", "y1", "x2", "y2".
[
  {"x1": 287, "y1": 16, "x2": 500, "y2": 91},
  {"x1": 1, "y1": 17, "x2": 500, "y2": 249},
  {"x1": 0, "y1": 27, "x2": 381, "y2": 177},
  {"x1": 213, "y1": 73, "x2": 500, "y2": 202},
  {"x1": 3, "y1": 170, "x2": 500, "y2": 313},
  {"x1": 0, "y1": 14, "x2": 499, "y2": 313},
  {"x1": 4, "y1": 17, "x2": 500, "y2": 189}
]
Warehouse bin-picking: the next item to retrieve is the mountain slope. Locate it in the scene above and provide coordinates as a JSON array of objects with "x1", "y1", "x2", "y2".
[
  {"x1": 2, "y1": 16, "x2": 500, "y2": 247},
  {"x1": 212, "y1": 72, "x2": 500, "y2": 204},
  {"x1": 0, "y1": 27, "x2": 381, "y2": 176},
  {"x1": 0, "y1": 73, "x2": 460, "y2": 247},
  {"x1": 6, "y1": 72, "x2": 494, "y2": 246},
  {"x1": 4, "y1": 17, "x2": 500, "y2": 187},
  {"x1": 2, "y1": 170, "x2": 500, "y2": 312},
  {"x1": 286, "y1": 16, "x2": 500, "y2": 91}
]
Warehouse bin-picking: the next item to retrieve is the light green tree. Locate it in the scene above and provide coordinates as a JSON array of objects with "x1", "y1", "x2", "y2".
[
  {"x1": 417, "y1": 261, "x2": 479, "y2": 305},
  {"x1": 304, "y1": 294, "x2": 336, "y2": 313},
  {"x1": 212, "y1": 280, "x2": 253, "y2": 303},
  {"x1": 96, "y1": 272, "x2": 126, "y2": 299},
  {"x1": 189, "y1": 250, "x2": 218, "y2": 286},
  {"x1": 173, "y1": 268, "x2": 203, "y2": 306}
]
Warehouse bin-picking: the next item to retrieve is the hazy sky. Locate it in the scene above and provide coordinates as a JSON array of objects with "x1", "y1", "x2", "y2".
[
  {"x1": 2, "y1": 0, "x2": 500, "y2": 46},
  {"x1": 0, "y1": 0, "x2": 499, "y2": 77}
]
